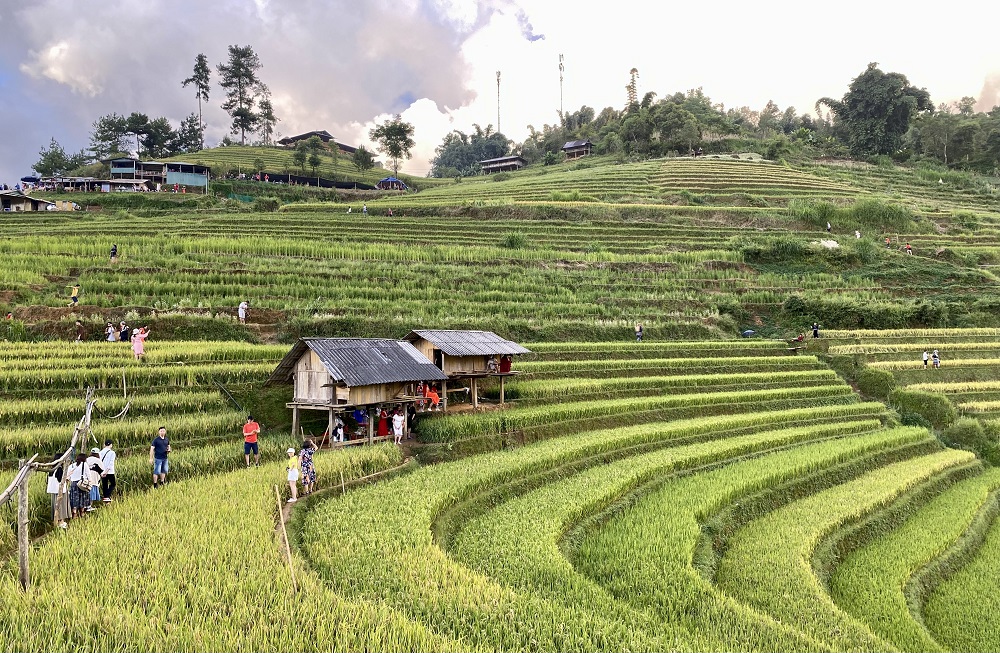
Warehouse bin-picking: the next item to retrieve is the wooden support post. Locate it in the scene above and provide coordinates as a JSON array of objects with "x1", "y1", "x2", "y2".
[
  {"x1": 327, "y1": 408, "x2": 334, "y2": 444},
  {"x1": 441, "y1": 380, "x2": 448, "y2": 411},
  {"x1": 291, "y1": 406, "x2": 300, "y2": 439},
  {"x1": 367, "y1": 409, "x2": 374, "y2": 445},
  {"x1": 17, "y1": 460, "x2": 29, "y2": 592},
  {"x1": 471, "y1": 377, "x2": 479, "y2": 409},
  {"x1": 500, "y1": 375, "x2": 506, "y2": 405}
]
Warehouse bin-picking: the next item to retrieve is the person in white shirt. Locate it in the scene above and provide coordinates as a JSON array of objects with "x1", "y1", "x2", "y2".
[
  {"x1": 68, "y1": 453, "x2": 90, "y2": 518},
  {"x1": 238, "y1": 301, "x2": 248, "y2": 324},
  {"x1": 85, "y1": 448, "x2": 104, "y2": 511},
  {"x1": 99, "y1": 440, "x2": 117, "y2": 502},
  {"x1": 392, "y1": 409, "x2": 406, "y2": 445}
]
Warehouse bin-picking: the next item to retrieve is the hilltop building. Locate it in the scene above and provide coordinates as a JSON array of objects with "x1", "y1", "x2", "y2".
[
  {"x1": 107, "y1": 158, "x2": 210, "y2": 191},
  {"x1": 277, "y1": 130, "x2": 359, "y2": 155},
  {"x1": 479, "y1": 155, "x2": 527, "y2": 174},
  {"x1": 561, "y1": 139, "x2": 593, "y2": 159}
]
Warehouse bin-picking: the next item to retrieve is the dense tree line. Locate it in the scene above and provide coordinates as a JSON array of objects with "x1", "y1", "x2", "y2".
[{"x1": 431, "y1": 63, "x2": 1000, "y2": 177}]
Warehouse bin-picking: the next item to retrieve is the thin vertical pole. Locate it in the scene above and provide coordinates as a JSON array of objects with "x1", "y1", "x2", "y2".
[
  {"x1": 496, "y1": 70, "x2": 501, "y2": 133},
  {"x1": 273, "y1": 485, "x2": 297, "y2": 594},
  {"x1": 17, "y1": 461, "x2": 29, "y2": 591},
  {"x1": 500, "y1": 375, "x2": 505, "y2": 405}
]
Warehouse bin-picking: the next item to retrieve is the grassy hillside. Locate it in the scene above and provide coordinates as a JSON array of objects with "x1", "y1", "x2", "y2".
[{"x1": 159, "y1": 145, "x2": 450, "y2": 190}]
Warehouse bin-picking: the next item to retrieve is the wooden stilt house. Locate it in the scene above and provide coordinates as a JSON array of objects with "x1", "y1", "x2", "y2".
[
  {"x1": 403, "y1": 330, "x2": 531, "y2": 408},
  {"x1": 266, "y1": 338, "x2": 448, "y2": 444}
]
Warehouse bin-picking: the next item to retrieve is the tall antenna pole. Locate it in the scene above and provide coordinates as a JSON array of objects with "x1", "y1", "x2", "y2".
[
  {"x1": 496, "y1": 70, "x2": 501, "y2": 133},
  {"x1": 559, "y1": 54, "x2": 564, "y2": 117}
]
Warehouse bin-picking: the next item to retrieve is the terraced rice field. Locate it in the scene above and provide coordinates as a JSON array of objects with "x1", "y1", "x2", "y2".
[{"x1": 2, "y1": 337, "x2": 1000, "y2": 650}]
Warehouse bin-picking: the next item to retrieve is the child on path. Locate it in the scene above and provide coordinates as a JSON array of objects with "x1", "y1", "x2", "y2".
[
  {"x1": 286, "y1": 448, "x2": 300, "y2": 503},
  {"x1": 68, "y1": 284, "x2": 80, "y2": 306},
  {"x1": 74, "y1": 320, "x2": 85, "y2": 343},
  {"x1": 906, "y1": 242, "x2": 913, "y2": 255}
]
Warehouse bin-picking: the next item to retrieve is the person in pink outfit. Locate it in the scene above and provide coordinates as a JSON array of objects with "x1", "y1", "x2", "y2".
[{"x1": 131, "y1": 327, "x2": 150, "y2": 361}]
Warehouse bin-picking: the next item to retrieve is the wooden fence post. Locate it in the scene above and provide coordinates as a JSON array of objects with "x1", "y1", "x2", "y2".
[{"x1": 17, "y1": 460, "x2": 29, "y2": 591}]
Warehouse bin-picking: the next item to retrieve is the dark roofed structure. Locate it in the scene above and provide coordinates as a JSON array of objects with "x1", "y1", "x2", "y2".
[
  {"x1": 479, "y1": 155, "x2": 527, "y2": 174},
  {"x1": 561, "y1": 139, "x2": 593, "y2": 159},
  {"x1": 277, "y1": 130, "x2": 334, "y2": 147},
  {"x1": 404, "y1": 330, "x2": 531, "y2": 407},
  {"x1": 268, "y1": 338, "x2": 448, "y2": 444}
]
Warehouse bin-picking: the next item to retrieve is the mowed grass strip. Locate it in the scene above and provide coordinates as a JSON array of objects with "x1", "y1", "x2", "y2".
[
  {"x1": 716, "y1": 449, "x2": 974, "y2": 652},
  {"x1": 574, "y1": 426, "x2": 924, "y2": 652},
  {"x1": 830, "y1": 468, "x2": 1000, "y2": 653}
]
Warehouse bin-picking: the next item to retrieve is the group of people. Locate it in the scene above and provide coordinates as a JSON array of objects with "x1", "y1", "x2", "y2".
[
  {"x1": 922, "y1": 350, "x2": 942, "y2": 369},
  {"x1": 90, "y1": 321, "x2": 151, "y2": 359},
  {"x1": 242, "y1": 415, "x2": 317, "y2": 502},
  {"x1": 415, "y1": 381, "x2": 442, "y2": 412},
  {"x1": 375, "y1": 407, "x2": 408, "y2": 444},
  {"x1": 46, "y1": 440, "x2": 117, "y2": 526}
]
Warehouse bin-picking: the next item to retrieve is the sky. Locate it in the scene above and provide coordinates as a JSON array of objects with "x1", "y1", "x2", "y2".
[{"x1": 1, "y1": 0, "x2": 999, "y2": 184}]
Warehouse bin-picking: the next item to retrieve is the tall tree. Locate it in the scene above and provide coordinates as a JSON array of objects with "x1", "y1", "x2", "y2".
[
  {"x1": 124, "y1": 112, "x2": 150, "y2": 158},
  {"x1": 368, "y1": 115, "x2": 415, "y2": 176},
  {"x1": 816, "y1": 62, "x2": 932, "y2": 157},
  {"x1": 292, "y1": 141, "x2": 308, "y2": 174},
  {"x1": 181, "y1": 53, "x2": 211, "y2": 149},
  {"x1": 89, "y1": 113, "x2": 130, "y2": 159},
  {"x1": 217, "y1": 44, "x2": 266, "y2": 145},
  {"x1": 141, "y1": 117, "x2": 176, "y2": 159},
  {"x1": 257, "y1": 93, "x2": 279, "y2": 146},
  {"x1": 170, "y1": 113, "x2": 204, "y2": 154},
  {"x1": 33, "y1": 138, "x2": 89, "y2": 176},
  {"x1": 352, "y1": 145, "x2": 375, "y2": 172}
]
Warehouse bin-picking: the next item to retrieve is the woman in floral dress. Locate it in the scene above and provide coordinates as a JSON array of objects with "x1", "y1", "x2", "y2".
[{"x1": 299, "y1": 439, "x2": 317, "y2": 495}]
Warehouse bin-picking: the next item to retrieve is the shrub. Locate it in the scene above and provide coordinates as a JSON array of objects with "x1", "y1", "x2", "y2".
[
  {"x1": 940, "y1": 418, "x2": 991, "y2": 455},
  {"x1": 251, "y1": 196, "x2": 281, "y2": 212},
  {"x1": 889, "y1": 388, "x2": 957, "y2": 430},
  {"x1": 850, "y1": 198, "x2": 913, "y2": 231},
  {"x1": 857, "y1": 367, "x2": 897, "y2": 400},
  {"x1": 500, "y1": 231, "x2": 529, "y2": 249},
  {"x1": 736, "y1": 235, "x2": 807, "y2": 263},
  {"x1": 491, "y1": 172, "x2": 511, "y2": 182}
]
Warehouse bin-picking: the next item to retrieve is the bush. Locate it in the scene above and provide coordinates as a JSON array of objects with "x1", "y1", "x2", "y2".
[
  {"x1": 736, "y1": 235, "x2": 807, "y2": 263},
  {"x1": 500, "y1": 231, "x2": 529, "y2": 249},
  {"x1": 889, "y1": 388, "x2": 957, "y2": 430},
  {"x1": 941, "y1": 418, "x2": 991, "y2": 454},
  {"x1": 849, "y1": 198, "x2": 913, "y2": 231},
  {"x1": 857, "y1": 367, "x2": 897, "y2": 400},
  {"x1": 251, "y1": 196, "x2": 281, "y2": 212},
  {"x1": 491, "y1": 172, "x2": 511, "y2": 182}
]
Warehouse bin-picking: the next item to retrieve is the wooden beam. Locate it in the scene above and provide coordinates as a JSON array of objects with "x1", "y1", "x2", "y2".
[
  {"x1": 17, "y1": 460, "x2": 29, "y2": 591},
  {"x1": 471, "y1": 377, "x2": 478, "y2": 409},
  {"x1": 291, "y1": 406, "x2": 300, "y2": 438},
  {"x1": 500, "y1": 375, "x2": 505, "y2": 405}
]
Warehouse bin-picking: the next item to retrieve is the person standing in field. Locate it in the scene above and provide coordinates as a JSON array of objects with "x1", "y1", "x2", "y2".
[
  {"x1": 826, "y1": 222, "x2": 832, "y2": 233},
  {"x1": 635, "y1": 323, "x2": 644, "y2": 342},
  {"x1": 99, "y1": 439, "x2": 117, "y2": 502},
  {"x1": 286, "y1": 448, "x2": 300, "y2": 503},
  {"x1": 885, "y1": 236, "x2": 891, "y2": 248},
  {"x1": 362, "y1": 203, "x2": 368, "y2": 215},
  {"x1": 85, "y1": 447, "x2": 104, "y2": 510},
  {"x1": 118, "y1": 321, "x2": 129, "y2": 343},
  {"x1": 923, "y1": 350, "x2": 930, "y2": 369},
  {"x1": 238, "y1": 300, "x2": 248, "y2": 324},
  {"x1": 392, "y1": 408, "x2": 405, "y2": 445},
  {"x1": 299, "y1": 439, "x2": 317, "y2": 495},
  {"x1": 377, "y1": 408, "x2": 389, "y2": 439},
  {"x1": 46, "y1": 454, "x2": 70, "y2": 527},
  {"x1": 812, "y1": 322, "x2": 820, "y2": 338},
  {"x1": 243, "y1": 415, "x2": 261, "y2": 467},
  {"x1": 110, "y1": 244, "x2": 118, "y2": 262},
  {"x1": 131, "y1": 326, "x2": 150, "y2": 361},
  {"x1": 74, "y1": 320, "x2": 86, "y2": 343},
  {"x1": 932, "y1": 349, "x2": 941, "y2": 369},
  {"x1": 68, "y1": 284, "x2": 80, "y2": 307},
  {"x1": 105, "y1": 322, "x2": 117, "y2": 342},
  {"x1": 905, "y1": 242, "x2": 913, "y2": 255},
  {"x1": 150, "y1": 426, "x2": 171, "y2": 488},
  {"x1": 68, "y1": 453, "x2": 90, "y2": 518}
]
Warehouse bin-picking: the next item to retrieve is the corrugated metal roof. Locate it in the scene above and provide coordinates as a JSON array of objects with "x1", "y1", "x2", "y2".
[
  {"x1": 266, "y1": 338, "x2": 448, "y2": 387},
  {"x1": 404, "y1": 330, "x2": 531, "y2": 357},
  {"x1": 479, "y1": 155, "x2": 527, "y2": 165},
  {"x1": 562, "y1": 139, "x2": 593, "y2": 149}
]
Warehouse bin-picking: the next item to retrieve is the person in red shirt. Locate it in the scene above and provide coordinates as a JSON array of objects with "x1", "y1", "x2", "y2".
[{"x1": 243, "y1": 415, "x2": 261, "y2": 467}]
